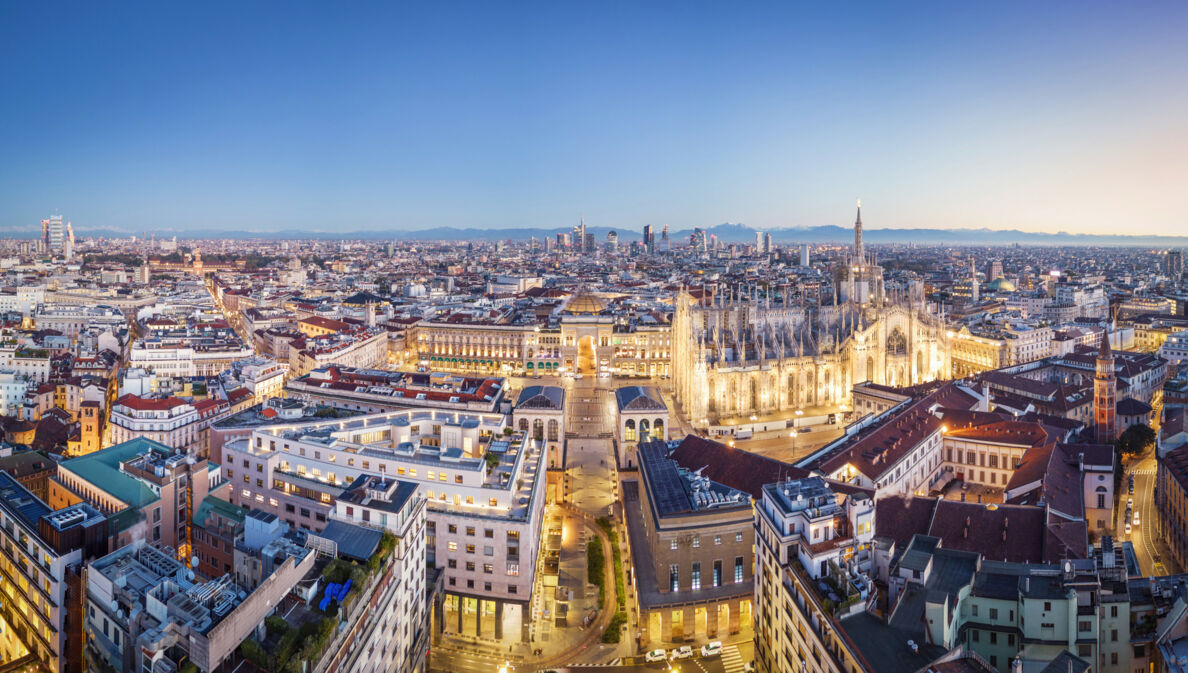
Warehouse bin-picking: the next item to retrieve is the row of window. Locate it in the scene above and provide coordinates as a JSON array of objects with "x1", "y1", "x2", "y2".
[
  {"x1": 670, "y1": 532, "x2": 744, "y2": 549},
  {"x1": 447, "y1": 576, "x2": 519, "y2": 593},
  {"x1": 669, "y1": 557, "x2": 746, "y2": 591},
  {"x1": 445, "y1": 558, "x2": 520, "y2": 575}
]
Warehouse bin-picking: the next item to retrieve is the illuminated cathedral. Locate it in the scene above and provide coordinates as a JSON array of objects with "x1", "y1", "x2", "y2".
[{"x1": 671, "y1": 203, "x2": 953, "y2": 425}]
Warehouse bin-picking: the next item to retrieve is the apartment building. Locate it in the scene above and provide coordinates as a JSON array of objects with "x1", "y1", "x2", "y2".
[
  {"x1": 0, "y1": 472, "x2": 108, "y2": 673},
  {"x1": 753, "y1": 476, "x2": 881, "y2": 673},
  {"x1": 328, "y1": 474, "x2": 430, "y2": 672},
  {"x1": 129, "y1": 335, "x2": 254, "y2": 377},
  {"x1": 815, "y1": 385, "x2": 981, "y2": 496},
  {"x1": 109, "y1": 393, "x2": 231, "y2": 456},
  {"x1": 221, "y1": 406, "x2": 547, "y2": 643},
  {"x1": 85, "y1": 536, "x2": 317, "y2": 673},
  {"x1": 288, "y1": 326, "x2": 387, "y2": 377},
  {"x1": 52, "y1": 438, "x2": 226, "y2": 555},
  {"x1": 287, "y1": 366, "x2": 507, "y2": 414},
  {"x1": 628, "y1": 441, "x2": 755, "y2": 646},
  {"x1": 32, "y1": 304, "x2": 127, "y2": 339}
]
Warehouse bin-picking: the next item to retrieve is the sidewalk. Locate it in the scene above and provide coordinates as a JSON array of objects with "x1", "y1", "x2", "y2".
[{"x1": 432, "y1": 506, "x2": 621, "y2": 670}]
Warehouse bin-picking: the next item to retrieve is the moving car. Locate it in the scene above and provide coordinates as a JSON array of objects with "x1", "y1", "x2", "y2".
[
  {"x1": 1125, "y1": 522, "x2": 1132, "y2": 535},
  {"x1": 671, "y1": 646, "x2": 693, "y2": 660},
  {"x1": 1133, "y1": 512, "x2": 1141, "y2": 526},
  {"x1": 644, "y1": 649, "x2": 667, "y2": 663},
  {"x1": 701, "y1": 641, "x2": 723, "y2": 657}
]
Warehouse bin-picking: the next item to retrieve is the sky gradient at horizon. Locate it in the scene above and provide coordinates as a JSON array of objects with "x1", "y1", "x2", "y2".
[{"x1": 2, "y1": 2, "x2": 1186, "y2": 236}]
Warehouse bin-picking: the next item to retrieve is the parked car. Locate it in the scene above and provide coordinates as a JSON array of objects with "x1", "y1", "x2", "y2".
[
  {"x1": 1133, "y1": 512, "x2": 1141, "y2": 526},
  {"x1": 672, "y1": 646, "x2": 694, "y2": 660},
  {"x1": 701, "y1": 641, "x2": 723, "y2": 657},
  {"x1": 1127, "y1": 497, "x2": 1134, "y2": 508},
  {"x1": 645, "y1": 649, "x2": 667, "y2": 663},
  {"x1": 1125, "y1": 522, "x2": 1132, "y2": 535}
]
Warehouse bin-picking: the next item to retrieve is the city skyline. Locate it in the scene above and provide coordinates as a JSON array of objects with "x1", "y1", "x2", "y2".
[{"x1": 3, "y1": 2, "x2": 1187, "y2": 236}]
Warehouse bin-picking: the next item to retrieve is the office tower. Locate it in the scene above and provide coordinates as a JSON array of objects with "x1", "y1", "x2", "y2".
[
  {"x1": 1168, "y1": 250, "x2": 1184, "y2": 279},
  {"x1": 661, "y1": 223, "x2": 669, "y2": 251},
  {"x1": 763, "y1": 232, "x2": 772, "y2": 254},
  {"x1": 755, "y1": 230, "x2": 764, "y2": 251},
  {"x1": 800, "y1": 243, "x2": 809, "y2": 267},
  {"x1": 607, "y1": 230, "x2": 618, "y2": 252},
  {"x1": 970, "y1": 257, "x2": 980, "y2": 303},
  {"x1": 42, "y1": 215, "x2": 65, "y2": 254},
  {"x1": 988, "y1": 259, "x2": 1003, "y2": 280},
  {"x1": 643, "y1": 224, "x2": 655, "y2": 254},
  {"x1": 558, "y1": 232, "x2": 571, "y2": 248}
]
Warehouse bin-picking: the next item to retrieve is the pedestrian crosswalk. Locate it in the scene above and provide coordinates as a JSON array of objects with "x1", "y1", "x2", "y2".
[
  {"x1": 722, "y1": 645, "x2": 746, "y2": 673},
  {"x1": 1133, "y1": 468, "x2": 1156, "y2": 476}
]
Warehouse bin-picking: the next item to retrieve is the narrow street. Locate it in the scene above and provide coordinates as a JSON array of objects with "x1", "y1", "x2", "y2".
[{"x1": 1120, "y1": 447, "x2": 1179, "y2": 577}]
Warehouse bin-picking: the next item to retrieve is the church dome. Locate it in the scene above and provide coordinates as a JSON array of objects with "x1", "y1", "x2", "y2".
[
  {"x1": 986, "y1": 277, "x2": 1016, "y2": 292},
  {"x1": 565, "y1": 291, "x2": 606, "y2": 315}
]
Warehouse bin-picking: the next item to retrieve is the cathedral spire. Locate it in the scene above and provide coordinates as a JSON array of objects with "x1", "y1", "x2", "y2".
[{"x1": 854, "y1": 198, "x2": 864, "y2": 263}]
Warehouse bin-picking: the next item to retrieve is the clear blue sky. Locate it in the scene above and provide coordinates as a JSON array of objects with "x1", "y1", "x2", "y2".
[{"x1": 2, "y1": 1, "x2": 1186, "y2": 235}]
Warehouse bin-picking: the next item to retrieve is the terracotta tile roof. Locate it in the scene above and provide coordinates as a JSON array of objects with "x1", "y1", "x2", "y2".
[
  {"x1": 876, "y1": 495, "x2": 1080, "y2": 563},
  {"x1": 929, "y1": 499, "x2": 1051, "y2": 563},
  {"x1": 873, "y1": 496, "x2": 939, "y2": 548},
  {"x1": 665, "y1": 435, "x2": 871, "y2": 500},
  {"x1": 299, "y1": 316, "x2": 352, "y2": 332},
  {"x1": 820, "y1": 384, "x2": 978, "y2": 482},
  {"x1": 115, "y1": 394, "x2": 188, "y2": 411},
  {"x1": 1116, "y1": 397, "x2": 1152, "y2": 416}
]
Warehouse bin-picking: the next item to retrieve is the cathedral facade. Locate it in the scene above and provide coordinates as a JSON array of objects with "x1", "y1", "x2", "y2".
[{"x1": 672, "y1": 205, "x2": 953, "y2": 425}]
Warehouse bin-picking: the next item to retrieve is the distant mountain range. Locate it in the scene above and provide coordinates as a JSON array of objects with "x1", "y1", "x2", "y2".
[{"x1": 4, "y1": 222, "x2": 1186, "y2": 247}]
